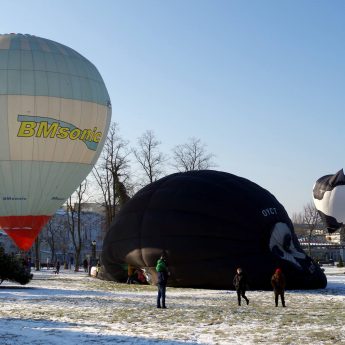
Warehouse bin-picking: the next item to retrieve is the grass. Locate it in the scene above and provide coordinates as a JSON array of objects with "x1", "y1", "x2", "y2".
[{"x1": 1, "y1": 270, "x2": 345, "y2": 344}]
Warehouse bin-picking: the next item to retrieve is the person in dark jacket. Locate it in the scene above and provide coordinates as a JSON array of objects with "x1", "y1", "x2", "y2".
[
  {"x1": 271, "y1": 268, "x2": 286, "y2": 307},
  {"x1": 127, "y1": 264, "x2": 136, "y2": 284},
  {"x1": 233, "y1": 267, "x2": 249, "y2": 306},
  {"x1": 54, "y1": 261, "x2": 60, "y2": 274},
  {"x1": 156, "y1": 254, "x2": 169, "y2": 308},
  {"x1": 83, "y1": 259, "x2": 88, "y2": 273}
]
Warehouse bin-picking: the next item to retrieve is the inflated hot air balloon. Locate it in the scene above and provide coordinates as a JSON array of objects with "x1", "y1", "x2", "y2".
[
  {"x1": 313, "y1": 169, "x2": 345, "y2": 232},
  {"x1": 102, "y1": 170, "x2": 326, "y2": 290},
  {"x1": 0, "y1": 34, "x2": 111, "y2": 250}
]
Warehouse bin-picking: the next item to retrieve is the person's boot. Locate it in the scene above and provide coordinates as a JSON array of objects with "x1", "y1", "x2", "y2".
[{"x1": 246, "y1": 298, "x2": 249, "y2": 305}]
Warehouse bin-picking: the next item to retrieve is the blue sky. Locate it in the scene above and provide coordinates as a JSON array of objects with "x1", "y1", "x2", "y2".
[{"x1": 1, "y1": 0, "x2": 345, "y2": 216}]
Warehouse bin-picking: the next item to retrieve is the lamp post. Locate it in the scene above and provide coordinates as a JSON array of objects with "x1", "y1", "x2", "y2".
[
  {"x1": 88, "y1": 240, "x2": 97, "y2": 276},
  {"x1": 91, "y1": 240, "x2": 96, "y2": 260}
]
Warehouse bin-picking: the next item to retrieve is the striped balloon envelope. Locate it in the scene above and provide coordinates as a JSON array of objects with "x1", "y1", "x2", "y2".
[{"x1": 0, "y1": 34, "x2": 111, "y2": 250}]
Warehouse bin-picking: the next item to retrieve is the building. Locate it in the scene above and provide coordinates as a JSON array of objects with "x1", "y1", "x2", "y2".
[
  {"x1": 0, "y1": 203, "x2": 106, "y2": 269},
  {"x1": 297, "y1": 226, "x2": 345, "y2": 262}
]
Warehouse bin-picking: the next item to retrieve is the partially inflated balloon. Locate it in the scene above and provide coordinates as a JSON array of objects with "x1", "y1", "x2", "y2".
[
  {"x1": 103, "y1": 170, "x2": 326, "y2": 290},
  {"x1": 313, "y1": 169, "x2": 345, "y2": 232},
  {"x1": 0, "y1": 34, "x2": 111, "y2": 250}
]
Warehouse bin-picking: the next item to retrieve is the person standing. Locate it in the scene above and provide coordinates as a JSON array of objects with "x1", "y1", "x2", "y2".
[
  {"x1": 271, "y1": 268, "x2": 286, "y2": 307},
  {"x1": 156, "y1": 254, "x2": 169, "y2": 309},
  {"x1": 233, "y1": 267, "x2": 249, "y2": 306},
  {"x1": 83, "y1": 258, "x2": 88, "y2": 273},
  {"x1": 54, "y1": 261, "x2": 60, "y2": 274},
  {"x1": 127, "y1": 264, "x2": 136, "y2": 284}
]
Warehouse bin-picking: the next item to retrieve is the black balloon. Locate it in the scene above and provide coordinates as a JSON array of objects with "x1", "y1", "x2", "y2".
[{"x1": 102, "y1": 170, "x2": 326, "y2": 290}]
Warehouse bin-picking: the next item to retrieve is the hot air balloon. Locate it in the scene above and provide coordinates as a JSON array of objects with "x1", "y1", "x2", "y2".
[
  {"x1": 313, "y1": 169, "x2": 345, "y2": 232},
  {"x1": 0, "y1": 34, "x2": 111, "y2": 251},
  {"x1": 102, "y1": 170, "x2": 326, "y2": 290}
]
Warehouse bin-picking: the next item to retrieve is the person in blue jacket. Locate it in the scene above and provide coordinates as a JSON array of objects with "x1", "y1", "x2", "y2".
[{"x1": 156, "y1": 254, "x2": 169, "y2": 308}]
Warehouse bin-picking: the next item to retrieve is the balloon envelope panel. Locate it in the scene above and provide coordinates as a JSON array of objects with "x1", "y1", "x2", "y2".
[
  {"x1": 0, "y1": 34, "x2": 111, "y2": 250},
  {"x1": 313, "y1": 169, "x2": 345, "y2": 232},
  {"x1": 103, "y1": 170, "x2": 326, "y2": 290}
]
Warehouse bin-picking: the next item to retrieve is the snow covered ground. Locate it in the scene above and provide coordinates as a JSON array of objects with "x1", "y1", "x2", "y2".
[{"x1": 0, "y1": 266, "x2": 345, "y2": 345}]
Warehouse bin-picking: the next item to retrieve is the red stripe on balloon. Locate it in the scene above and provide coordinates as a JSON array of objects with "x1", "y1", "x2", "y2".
[{"x1": 0, "y1": 215, "x2": 51, "y2": 251}]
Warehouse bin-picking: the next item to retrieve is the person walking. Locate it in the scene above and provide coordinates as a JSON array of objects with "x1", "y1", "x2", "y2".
[
  {"x1": 233, "y1": 267, "x2": 249, "y2": 306},
  {"x1": 271, "y1": 268, "x2": 286, "y2": 307},
  {"x1": 156, "y1": 254, "x2": 169, "y2": 309}
]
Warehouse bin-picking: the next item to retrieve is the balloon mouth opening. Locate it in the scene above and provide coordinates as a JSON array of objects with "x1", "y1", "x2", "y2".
[{"x1": 0, "y1": 215, "x2": 51, "y2": 251}]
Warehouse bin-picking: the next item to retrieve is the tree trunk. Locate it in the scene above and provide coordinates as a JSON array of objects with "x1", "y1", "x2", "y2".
[
  {"x1": 308, "y1": 230, "x2": 312, "y2": 257},
  {"x1": 74, "y1": 250, "x2": 81, "y2": 272},
  {"x1": 34, "y1": 238, "x2": 40, "y2": 271}
]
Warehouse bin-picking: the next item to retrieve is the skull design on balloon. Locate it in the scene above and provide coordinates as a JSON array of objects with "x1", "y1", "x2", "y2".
[{"x1": 269, "y1": 222, "x2": 306, "y2": 268}]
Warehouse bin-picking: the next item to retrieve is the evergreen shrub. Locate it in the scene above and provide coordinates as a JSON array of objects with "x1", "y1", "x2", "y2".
[{"x1": 0, "y1": 248, "x2": 33, "y2": 285}]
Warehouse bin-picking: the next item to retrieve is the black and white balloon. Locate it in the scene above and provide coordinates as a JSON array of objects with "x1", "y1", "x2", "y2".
[{"x1": 313, "y1": 169, "x2": 345, "y2": 232}]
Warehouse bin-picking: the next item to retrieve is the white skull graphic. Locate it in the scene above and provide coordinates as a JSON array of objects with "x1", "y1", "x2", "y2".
[{"x1": 269, "y1": 222, "x2": 306, "y2": 268}]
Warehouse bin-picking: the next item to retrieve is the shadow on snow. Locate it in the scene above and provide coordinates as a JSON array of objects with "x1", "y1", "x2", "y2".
[
  {"x1": 286, "y1": 281, "x2": 345, "y2": 296},
  {"x1": 0, "y1": 286, "x2": 155, "y2": 302},
  {"x1": 0, "y1": 318, "x2": 197, "y2": 345}
]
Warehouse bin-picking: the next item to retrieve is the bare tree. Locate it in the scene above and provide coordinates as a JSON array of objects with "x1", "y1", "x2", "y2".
[
  {"x1": 41, "y1": 215, "x2": 69, "y2": 265},
  {"x1": 34, "y1": 236, "x2": 41, "y2": 271},
  {"x1": 43, "y1": 220, "x2": 57, "y2": 264},
  {"x1": 172, "y1": 137, "x2": 216, "y2": 172},
  {"x1": 132, "y1": 130, "x2": 166, "y2": 184},
  {"x1": 291, "y1": 212, "x2": 304, "y2": 225},
  {"x1": 66, "y1": 180, "x2": 89, "y2": 271},
  {"x1": 291, "y1": 212, "x2": 305, "y2": 237},
  {"x1": 92, "y1": 122, "x2": 131, "y2": 230},
  {"x1": 303, "y1": 202, "x2": 322, "y2": 256}
]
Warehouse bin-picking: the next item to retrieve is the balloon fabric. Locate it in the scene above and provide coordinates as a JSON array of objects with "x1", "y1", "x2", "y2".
[
  {"x1": 0, "y1": 34, "x2": 111, "y2": 250},
  {"x1": 103, "y1": 170, "x2": 326, "y2": 290},
  {"x1": 313, "y1": 169, "x2": 345, "y2": 233}
]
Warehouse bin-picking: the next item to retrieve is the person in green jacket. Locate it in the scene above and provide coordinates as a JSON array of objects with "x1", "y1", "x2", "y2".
[{"x1": 156, "y1": 254, "x2": 169, "y2": 308}]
